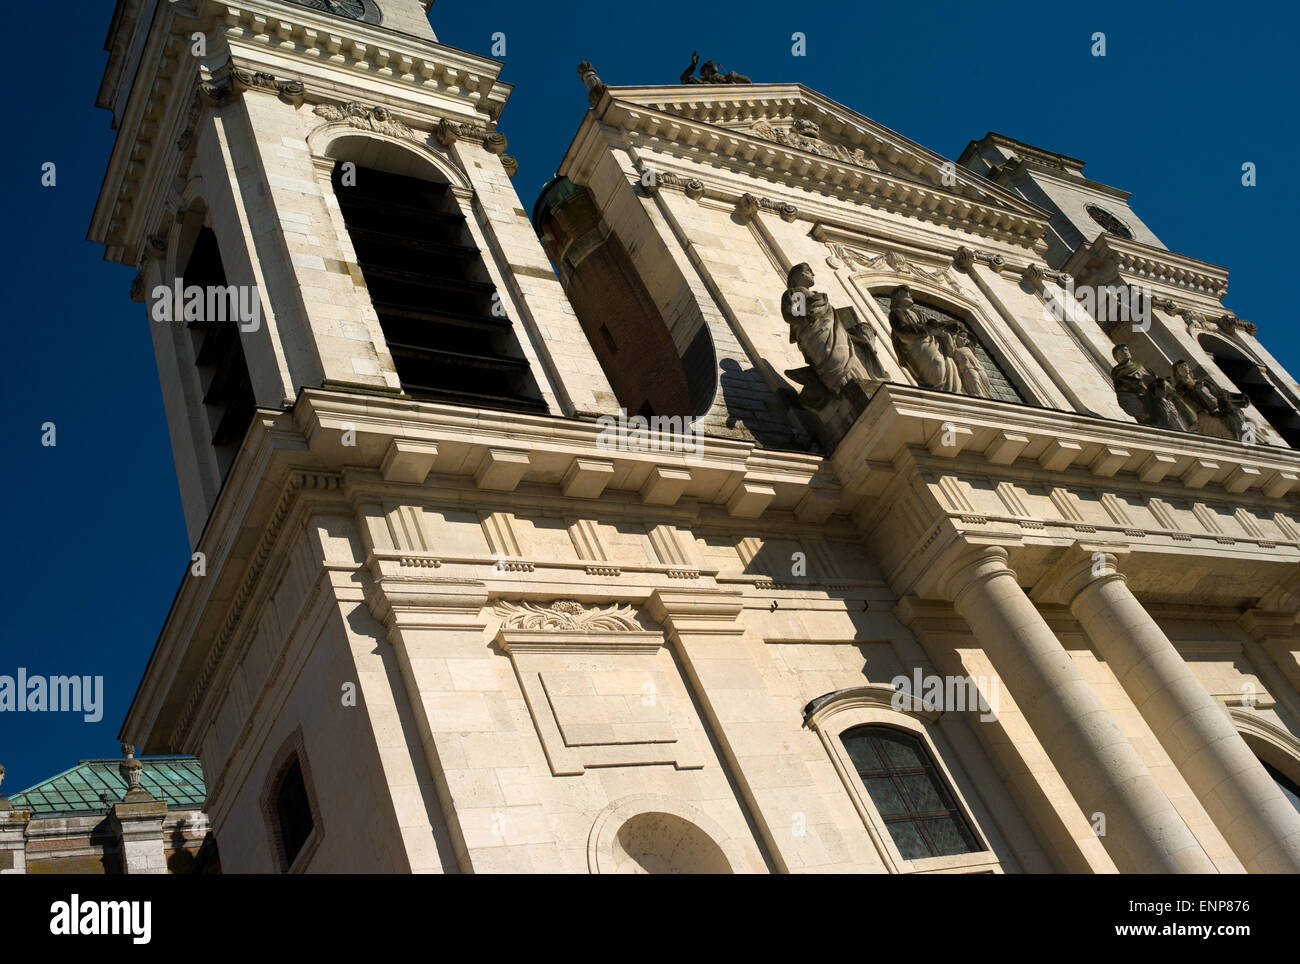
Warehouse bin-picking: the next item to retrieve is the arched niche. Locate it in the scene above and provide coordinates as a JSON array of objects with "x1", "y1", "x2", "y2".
[
  {"x1": 1197, "y1": 333, "x2": 1300, "y2": 447},
  {"x1": 587, "y1": 794, "x2": 757, "y2": 874},
  {"x1": 533, "y1": 176, "x2": 714, "y2": 420},
  {"x1": 853, "y1": 274, "x2": 1038, "y2": 406}
]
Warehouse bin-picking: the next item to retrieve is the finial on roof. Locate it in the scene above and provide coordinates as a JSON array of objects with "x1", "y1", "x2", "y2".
[{"x1": 119, "y1": 743, "x2": 153, "y2": 803}]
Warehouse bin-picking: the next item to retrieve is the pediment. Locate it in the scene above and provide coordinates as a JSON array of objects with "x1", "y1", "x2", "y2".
[{"x1": 601, "y1": 84, "x2": 1047, "y2": 221}]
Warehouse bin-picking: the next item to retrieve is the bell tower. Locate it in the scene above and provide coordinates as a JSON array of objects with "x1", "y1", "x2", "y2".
[{"x1": 91, "y1": 0, "x2": 616, "y2": 542}]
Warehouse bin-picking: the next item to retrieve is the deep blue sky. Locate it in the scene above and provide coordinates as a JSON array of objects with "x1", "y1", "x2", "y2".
[{"x1": 1, "y1": 1, "x2": 1296, "y2": 793}]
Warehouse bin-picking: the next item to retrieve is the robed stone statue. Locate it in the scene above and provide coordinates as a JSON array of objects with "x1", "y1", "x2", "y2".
[
  {"x1": 781, "y1": 263, "x2": 884, "y2": 407},
  {"x1": 888, "y1": 285, "x2": 962, "y2": 393}
]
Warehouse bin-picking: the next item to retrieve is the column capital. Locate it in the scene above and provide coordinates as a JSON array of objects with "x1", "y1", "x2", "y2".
[
  {"x1": 646, "y1": 587, "x2": 744, "y2": 636},
  {"x1": 1031, "y1": 543, "x2": 1130, "y2": 608},
  {"x1": 364, "y1": 577, "x2": 489, "y2": 637},
  {"x1": 934, "y1": 544, "x2": 1015, "y2": 605}
]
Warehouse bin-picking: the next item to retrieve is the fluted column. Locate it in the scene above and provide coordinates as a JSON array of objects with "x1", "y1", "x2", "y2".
[
  {"x1": 940, "y1": 546, "x2": 1213, "y2": 873},
  {"x1": 1055, "y1": 551, "x2": 1300, "y2": 873}
]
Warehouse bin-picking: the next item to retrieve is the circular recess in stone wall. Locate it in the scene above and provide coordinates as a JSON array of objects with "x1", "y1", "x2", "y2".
[{"x1": 1085, "y1": 203, "x2": 1134, "y2": 239}]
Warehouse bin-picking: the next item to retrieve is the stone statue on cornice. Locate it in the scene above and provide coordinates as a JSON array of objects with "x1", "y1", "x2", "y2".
[
  {"x1": 951, "y1": 329, "x2": 993, "y2": 398},
  {"x1": 888, "y1": 286, "x2": 962, "y2": 394},
  {"x1": 782, "y1": 263, "x2": 883, "y2": 408},
  {"x1": 1172, "y1": 360, "x2": 1250, "y2": 440},
  {"x1": 680, "y1": 52, "x2": 752, "y2": 85},
  {"x1": 1110, "y1": 345, "x2": 1186, "y2": 431}
]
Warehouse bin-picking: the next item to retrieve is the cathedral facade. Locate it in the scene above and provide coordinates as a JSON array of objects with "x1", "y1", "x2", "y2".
[{"x1": 86, "y1": 0, "x2": 1300, "y2": 873}]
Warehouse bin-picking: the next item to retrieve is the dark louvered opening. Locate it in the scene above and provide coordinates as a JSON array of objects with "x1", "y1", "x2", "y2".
[
  {"x1": 332, "y1": 164, "x2": 545, "y2": 412},
  {"x1": 184, "y1": 227, "x2": 256, "y2": 474}
]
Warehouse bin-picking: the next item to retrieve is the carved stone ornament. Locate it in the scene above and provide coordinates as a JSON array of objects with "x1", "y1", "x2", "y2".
[
  {"x1": 644, "y1": 171, "x2": 705, "y2": 199},
  {"x1": 1024, "y1": 263, "x2": 1071, "y2": 292},
  {"x1": 954, "y1": 246, "x2": 1006, "y2": 274},
  {"x1": 825, "y1": 242, "x2": 961, "y2": 292},
  {"x1": 313, "y1": 102, "x2": 420, "y2": 142},
  {"x1": 749, "y1": 120, "x2": 881, "y2": 173},
  {"x1": 736, "y1": 192, "x2": 798, "y2": 223},
  {"x1": 120, "y1": 743, "x2": 144, "y2": 791},
  {"x1": 783, "y1": 262, "x2": 885, "y2": 410},
  {"x1": 680, "y1": 51, "x2": 751, "y2": 84},
  {"x1": 436, "y1": 118, "x2": 507, "y2": 154},
  {"x1": 494, "y1": 599, "x2": 642, "y2": 632},
  {"x1": 231, "y1": 68, "x2": 305, "y2": 104},
  {"x1": 577, "y1": 61, "x2": 608, "y2": 108}
]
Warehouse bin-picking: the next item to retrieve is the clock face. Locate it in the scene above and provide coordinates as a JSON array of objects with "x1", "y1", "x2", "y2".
[{"x1": 286, "y1": 0, "x2": 379, "y2": 24}]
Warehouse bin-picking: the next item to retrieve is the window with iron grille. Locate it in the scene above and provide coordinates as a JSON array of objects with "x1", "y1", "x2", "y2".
[
  {"x1": 841, "y1": 725, "x2": 981, "y2": 860},
  {"x1": 873, "y1": 292, "x2": 1022, "y2": 404}
]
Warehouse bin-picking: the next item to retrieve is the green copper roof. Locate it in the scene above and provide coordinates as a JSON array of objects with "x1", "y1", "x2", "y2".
[{"x1": 9, "y1": 757, "x2": 206, "y2": 816}]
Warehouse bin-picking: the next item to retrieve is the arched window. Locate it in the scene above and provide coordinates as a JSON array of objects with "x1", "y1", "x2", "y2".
[
  {"x1": 330, "y1": 160, "x2": 544, "y2": 412},
  {"x1": 1198, "y1": 333, "x2": 1300, "y2": 448},
  {"x1": 269, "y1": 755, "x2": 315, "y2": 872},
  {"x1": 181, "y1": 222, "x2": 256, "y2": 478},
  {"x1": 840, "y1": 724, "x2": 981, "y2": 860}
]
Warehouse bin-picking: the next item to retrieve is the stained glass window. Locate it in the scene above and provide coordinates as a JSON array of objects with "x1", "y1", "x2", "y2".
[{"x1": 841, "y1": 725, "x2": 981, "y2": 861}]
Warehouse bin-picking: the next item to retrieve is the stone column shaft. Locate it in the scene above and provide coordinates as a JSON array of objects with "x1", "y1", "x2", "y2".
[
  {"x1": 1069, "y1": 561, "x2": 1300, "y2": 873},
  {"x1": 943, "y1": 547, "x2": 1213, "y2": 873}
]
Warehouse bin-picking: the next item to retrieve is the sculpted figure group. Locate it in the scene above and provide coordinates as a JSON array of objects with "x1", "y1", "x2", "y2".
[
  {"x1": 1111, "y1": 345, "x2": 1251, "y2": 440},
  {"x1": 779, "y1": 267, "x2": 1254, "y2": 444},
  {"x1": 888, "y1": 285, "x2": 993, "y2": 398},
  {"x1": 781, "y1": 272, "x2": 993, "y2": 406}
]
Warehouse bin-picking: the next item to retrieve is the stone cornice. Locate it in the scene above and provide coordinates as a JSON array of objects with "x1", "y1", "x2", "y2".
[
  {"x1": 1063, "y1": 233, "x2": 1230, "y2": 304},
  {"x1": 836, "y1": 383, "x2": 1300, "y2": 505},
  {"x1": 91, "y1": 0, "x2": 511, "y2": 263},
  {"x1": 586, "y1": 88, "x2": 1052, "y2": 248}
]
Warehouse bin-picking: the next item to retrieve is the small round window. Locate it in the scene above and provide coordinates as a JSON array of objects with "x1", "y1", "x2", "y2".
[{"x1": 1085, "y1": 203, "x2": 1134, "y2": 239}]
